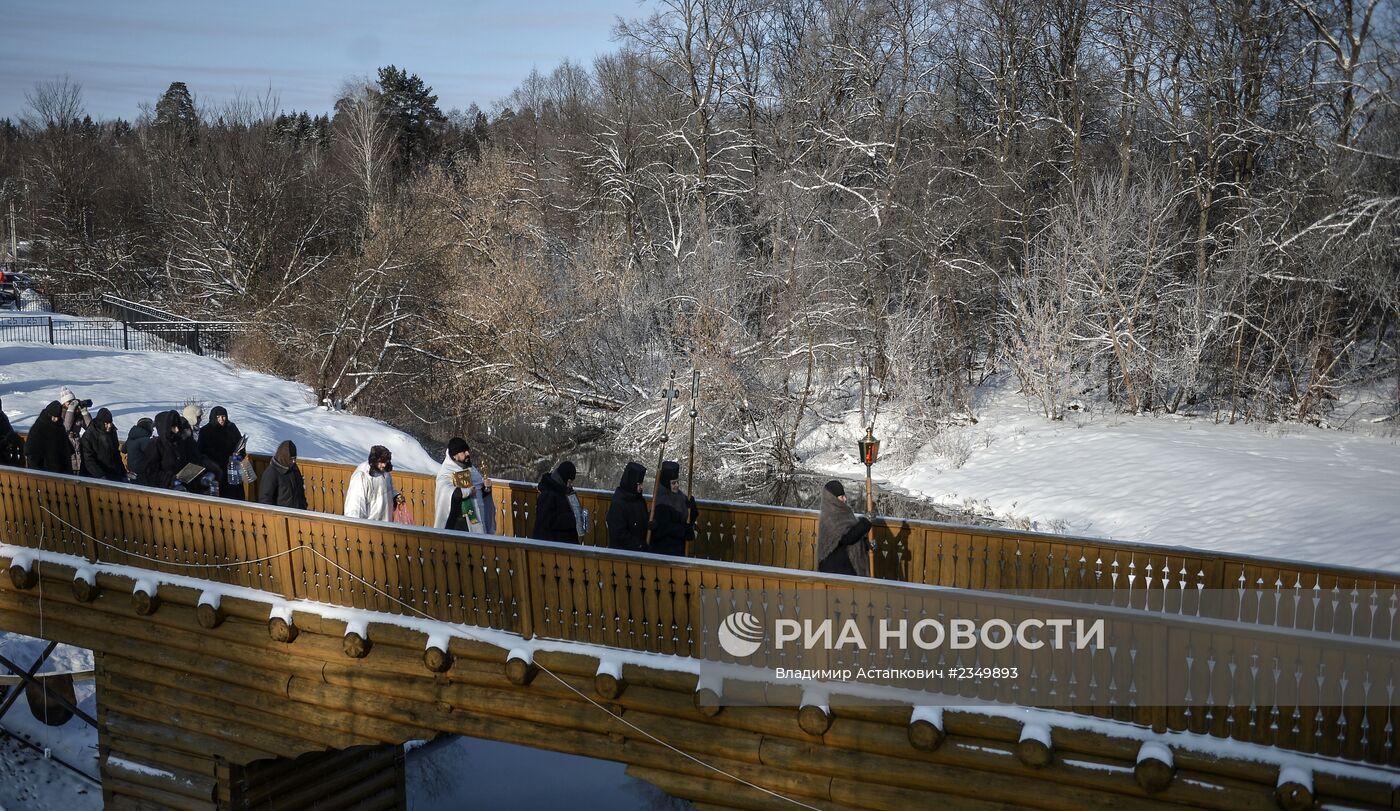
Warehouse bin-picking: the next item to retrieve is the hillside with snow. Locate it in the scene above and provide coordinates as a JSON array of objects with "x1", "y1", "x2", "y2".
[
  {"x1": 802, "y1": 390, "x2": 1400, "y2": 573},
  {"x1": 0, "y1": 343, "x2": 436, "y2": 472}
]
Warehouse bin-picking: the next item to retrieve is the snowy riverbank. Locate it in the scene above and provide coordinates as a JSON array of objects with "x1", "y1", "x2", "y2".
[{"x1": 799, "y1": 384, "x2": 1400, "y2": 572}]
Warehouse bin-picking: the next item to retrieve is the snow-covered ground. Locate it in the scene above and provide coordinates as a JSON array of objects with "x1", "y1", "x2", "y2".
[
  {"x1": 0, "y1": 343, "x2": 436, "y2": 472},
  {"x1": 801, "y1": 387, "x2": 1400, "y2": 573}
]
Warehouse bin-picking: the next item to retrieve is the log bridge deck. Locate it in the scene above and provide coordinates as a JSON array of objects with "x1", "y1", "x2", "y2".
[{"x1": 1, "y1": 454, "x2": 1399, "y2": 811}]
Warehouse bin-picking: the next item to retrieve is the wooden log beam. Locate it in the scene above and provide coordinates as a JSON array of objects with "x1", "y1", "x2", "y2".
[
  {"x1": 798, "y1": 703, "x2": 832, "y2": 737},
  {"x1": 104, "y1": 735, "x2": 219, "y2": 783},
  {"x1": 102, "y1": 774, "x2": 214, "y2": 811},
  {"x1": 757, "y1": 733, "x2": 1212, "y2": 811},
  {"x1": 101, "y1": 678, "x2": 334, "y2": 762},
  {"x1": 829, "y1": 774, "x2": 1031, "y2": 811},
  {"x1": 1275, "y1": 768, "x2": 1314, "y2": 811},
  {"x1": 129, "y1": 580, "x2": 159, "y2": 616},
  {"x1": 102, "y1": 654, "x2": 423, "y2": 751},
  {"x1": 303, "y1": 760, "x2": 401, "y2": 811},
  {"x1": 104, "y1": 708, "x2": 276, "y2": 767},
  {"x1": 1134, "y1": 742, "x2": 1175, "y2": 793},
  {"x1": 504, "y1": 652, "x2": 535, "y2": 685},
  {"x1": 103, "y1": 752, "x2": 217, "y2": 804},
  {"x1": 196, "y1": 602, "x2": 224, "y2": 630},
  {"x1": 595, "y1": 661, "x2": 626, "y2": 700},
  {"x1": 907, "y1": 708, "x2": 944, "y2": 752},
  {"x1": 0, "y1": 594, "x2": 327, "y2": 693},
  {"x1": 343, "y1": 631, "x2": 371, "y2": 659},
  {"x1": 1017, "y1": 724, "x2": 1053, "y2": 768},
  {"x1": 71, "y1": 572, "x2": 97, "y2": 603},
  {"x1": 244, "y1": 749, "x2": 398, "y2": 811},
  {"x1": 239, "y1": 747, "x2": 391, "y2": 806},
  {"x1": 268, "y1": 615, "x2": 297, "y2": 643},
  {"x1": 423, "y1": 644, "x2": 451, "y2": 673},
  {"x1": 9, "y1": 560, "x2": 36, "y2": 590},
  {"x1": 694, "y1": 686, "x2": 723, "y2": 717},
  {"x1": 309, "y1": 665, "x2": 767, "y2": 767}
]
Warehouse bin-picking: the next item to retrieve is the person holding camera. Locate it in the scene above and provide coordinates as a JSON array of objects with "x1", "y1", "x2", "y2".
[{"x1": 58, "y1": 387, "x2": 93, "y2": 475}]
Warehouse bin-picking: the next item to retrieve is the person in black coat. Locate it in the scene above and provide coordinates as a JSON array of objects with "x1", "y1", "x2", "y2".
[
  {"x1": 123, "y1": 418, "x2": 155, "y2": 480},
  {"x1": 815, "y1": 480, "x2": 873, "y2": 577},
  {"x1": 176, "y1": 414, "x2": 220, "y2": 494},
  {"x1": 650, "y1": 460, "x2": 698, "y2": 557},
  {"x1": 0, "y1": 397, "x2": 23, "y2": 467},
  {"x1": 25, "y1": 401, "x2": 71, "y2": 474},
  {"x1": 139, "y1": 410, "x2": 190, "y2": 489},
  {"x1": 606, "y1": 461, "x2": 648, "y2": 552},
  {"x1": 258, "y1": 440, "x2": 307, "y2": 510},
  {"x1": 531, "y1": 460, "x2": 580, "y2": 543},
  {"x1": 198, "y1": 405, "x2": 244, "y2": 500},
  {"x1": 79, "y1": 408, "x2": 126, "y2": 481}
]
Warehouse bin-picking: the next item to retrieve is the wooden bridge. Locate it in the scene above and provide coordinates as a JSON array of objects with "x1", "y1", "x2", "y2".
[{"x1": 1, "y1": 452, "x2": 1399, "y2": 811}]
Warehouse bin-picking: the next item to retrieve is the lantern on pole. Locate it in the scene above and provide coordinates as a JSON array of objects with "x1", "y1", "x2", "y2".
[{"x1": 857, "y1": 426, "x2": 880, "y2": 576}]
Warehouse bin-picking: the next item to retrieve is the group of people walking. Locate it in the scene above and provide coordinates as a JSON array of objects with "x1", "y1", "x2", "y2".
[
  {"x1": 589, "y1": 459, "x2": 698, "y2": 556},
  {"x1": 5, "y1": 387, "x2": 307, "y2": 510},
  {"x1": 5, "y1": 391, "x2": 878, "y2": 575}
]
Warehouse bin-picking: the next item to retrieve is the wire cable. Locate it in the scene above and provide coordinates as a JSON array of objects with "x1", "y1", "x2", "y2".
[{"x1": 31, "y1": 505, "x2": 821, "y2": 809}]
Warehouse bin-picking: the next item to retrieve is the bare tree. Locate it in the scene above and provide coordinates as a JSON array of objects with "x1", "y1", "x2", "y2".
[{"x1": 23, "y1": 75, "x2": 85, "y2": 132}]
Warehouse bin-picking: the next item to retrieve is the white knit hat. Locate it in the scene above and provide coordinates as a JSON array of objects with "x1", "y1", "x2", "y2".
[
  {"x1": 182, "y1": 403, "x2": 204, "y2": 425},
  {"x1": 58, "y1": 386, "x2": 76, "y2": 405}
]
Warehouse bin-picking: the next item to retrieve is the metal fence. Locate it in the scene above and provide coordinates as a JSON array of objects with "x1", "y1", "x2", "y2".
[
  {"x1": 100, "y1": 295, "x2": 197, "y2": 324},
  {"x1": 1, "y1": 292, "x2": 241, "y2": 357},
  {"x1": 0, "y1": 315, "x2": 239, "y2": 357}
]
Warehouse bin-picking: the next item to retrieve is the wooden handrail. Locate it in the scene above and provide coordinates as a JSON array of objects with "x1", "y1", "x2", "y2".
[
  {"x1": 12, "y1": 428, "x2": 1400, "y2": 631},
  {"x1": 267, "y1": 454, "x2": 1400, "y2": 639}
]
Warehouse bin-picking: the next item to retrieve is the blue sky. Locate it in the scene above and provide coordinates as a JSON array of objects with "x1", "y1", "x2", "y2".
[{"x1": 0, "y1": 0, "x2": 648, "y2": 121}]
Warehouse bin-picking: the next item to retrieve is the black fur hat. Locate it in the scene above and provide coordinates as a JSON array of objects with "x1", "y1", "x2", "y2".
[{"x1": 824, "y1": 480, "x2": 845, "y2": 498}]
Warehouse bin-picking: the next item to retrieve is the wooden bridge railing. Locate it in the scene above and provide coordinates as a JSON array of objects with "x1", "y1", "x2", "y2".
[
  {"x1": 264, "y1": 454, "x2": 1400, "y2": 642},
  {"x1": 10, "y1": 430, "x2": 1400, "y2": 639},
  {"x1": 2, "y1": 465, "x2": 1399, "y2": 767}
]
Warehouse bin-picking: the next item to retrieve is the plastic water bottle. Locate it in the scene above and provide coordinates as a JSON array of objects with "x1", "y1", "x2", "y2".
[{"x1": 227, "y1": 454, "x2": 243, "y2": 486}]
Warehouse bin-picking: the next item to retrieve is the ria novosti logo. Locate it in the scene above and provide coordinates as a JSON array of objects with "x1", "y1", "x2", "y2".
[
  {"x1": 715, "y1": 611, "x2": 1106, "y2": 659},
  {"x1": 717, "y1": 611, "x2": 765, "y2": 657}
]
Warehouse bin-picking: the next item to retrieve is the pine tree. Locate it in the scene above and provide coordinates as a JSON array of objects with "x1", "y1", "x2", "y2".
[
  {"x1": 375, "y1": 65, "x2": 445, "y2": 172},
  {"x1": 312, "y1": 114, "x2": 331, "y2": 149},
  {"x1": 471, "y1": 108, "x2": 489, "y2": 146},
  {"x1": 154, "y1": 81, "x2": 198, "y2": 136}
]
